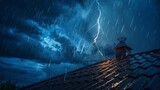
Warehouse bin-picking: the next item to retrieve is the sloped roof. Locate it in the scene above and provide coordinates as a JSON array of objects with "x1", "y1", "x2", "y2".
[{"x1": 22, "y1": 49, "x2": 160, "y2": 90}]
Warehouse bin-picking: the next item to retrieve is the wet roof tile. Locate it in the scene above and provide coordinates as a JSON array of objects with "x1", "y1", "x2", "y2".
[
  {"x1": 147, "y1": 56, "x2": 157, "y2": 62},
  {"x1": 144, "y1": 66, "x2": 160, "y2": 76},
  {"x1": 153, "y1": 53, "x2": 160, "y2": 57},
  {"x1": 140, "y1": 61, "x2": 151, "y2": 68},
  {"x1": 130, "y1": 68, "x2": 145, "y2": 78},
  {"x1": 22, "y1": 49, "x2": 160, "y2": 90},
  {"x1": 116, "y1": 70, "x2": 130, "y2": 79},
  {"x1": 129, "y1": 63, "x2": 140, "y2": 70},
  {"x1": 114, "y1": 78, "x2": 133, "y2": 90},
  {"x1": 126, "y1": 76, "x2": 150, "y2": 90},
  {"x1": 153, "y1": 60, "x2": 160, "y2": 66},
  {"x1": 145, "y1": 75, "x2": 160, "y2": 90}
]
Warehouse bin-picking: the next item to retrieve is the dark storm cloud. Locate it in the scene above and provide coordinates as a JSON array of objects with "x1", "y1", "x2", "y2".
[
  {"x1": 155, "y1": 0, "x2": 160, "y2": 5},
  {"x1": 0, "y1": 57, "x2": 46, "y2": 85},
  {"x1": 0, "y1": 0, "x2": 86, "y2": 40},
  {"x1": 0, "y1": 0, "x2": 85, "y2": 24},
  {"x1": 0, "y1": 0, "x2": 86, "y2": 64},
  {"x1": 50, "y1": 30, "x2": 112, "y2": 65},
  {"x1": 0, "y1": 28, "x2": 58, "y2": 63},
  {"x1": 0, "y1": 57, "x2": 84, "y2": 85},
  {"x1": 51, "y1": 31, "x2": 89, "y2": 64},
  {"x1": 78, "y1": 21, "x2": 94, "y2": 42},
  {"x1": 0, "y1": 24, "x2": 91, "y2": 65}
]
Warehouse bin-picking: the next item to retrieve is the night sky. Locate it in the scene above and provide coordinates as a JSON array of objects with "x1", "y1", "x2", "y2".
[{"x1": 0, "y1": 0, "x2": 160, "y2": 86}]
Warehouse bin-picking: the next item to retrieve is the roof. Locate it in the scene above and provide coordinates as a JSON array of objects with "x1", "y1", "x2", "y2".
[{"x1": 22, "y1": 49, "x2": 160, "y2": 90}]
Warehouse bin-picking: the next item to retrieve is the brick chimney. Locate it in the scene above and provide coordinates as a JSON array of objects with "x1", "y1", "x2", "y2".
[{"x1": 115, "y1": 37, "x2": 132, "y2": 59}]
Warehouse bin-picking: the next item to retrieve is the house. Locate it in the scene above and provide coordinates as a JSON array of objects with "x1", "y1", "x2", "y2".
[{"x1": 22, "y1": 38, "x2": 160, "y2": 90}]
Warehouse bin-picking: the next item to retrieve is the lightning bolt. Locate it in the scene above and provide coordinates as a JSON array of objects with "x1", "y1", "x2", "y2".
[
  {"x1": 94, "y1": 0, "x2": 101, "y2": 44},
  {"x1": 84, "y1": 0, "x2": 104, "y2": 57},
  {"x1": 93, "y1": 0, "x2": 104, "y2": 57}
]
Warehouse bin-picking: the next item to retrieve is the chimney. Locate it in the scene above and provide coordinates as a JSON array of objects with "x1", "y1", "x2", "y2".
[{"x1": 114, "y1": 37, "x2": 132, "y2": 59}]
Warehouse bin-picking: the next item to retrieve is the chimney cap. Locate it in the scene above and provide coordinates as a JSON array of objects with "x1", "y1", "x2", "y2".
[
  {"x1": 117, "y1": 37, "x2": 127, "y2": 42},
  {"x1": 115, "y1": 37, "x2": 132, "y2": 50}
]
